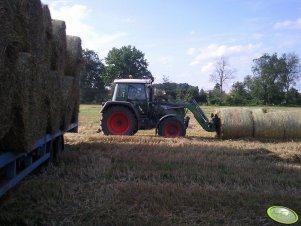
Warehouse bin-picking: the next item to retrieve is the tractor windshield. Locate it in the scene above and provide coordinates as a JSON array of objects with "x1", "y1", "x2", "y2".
[{"x1": 112, "y1": 83, "x2": 147, "y2": 101}]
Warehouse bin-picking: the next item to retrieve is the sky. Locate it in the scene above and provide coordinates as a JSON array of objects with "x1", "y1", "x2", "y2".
[{"x1": 43, "y1": 0, "x2": 301, "y2": 91}]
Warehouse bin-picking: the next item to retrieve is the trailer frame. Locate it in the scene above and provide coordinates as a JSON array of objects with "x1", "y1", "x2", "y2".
[{"x1": 0, "y1": 123, "x2": 78, "y2": 198}]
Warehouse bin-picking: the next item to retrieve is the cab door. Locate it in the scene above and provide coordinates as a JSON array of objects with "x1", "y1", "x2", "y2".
[{"x1": 127, "y1": 83, "x2": 148, "y2": 115}]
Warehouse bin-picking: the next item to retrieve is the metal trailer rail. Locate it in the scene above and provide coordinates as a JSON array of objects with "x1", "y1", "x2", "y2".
[{"x1": 0, "y1": 123, "x2": 78, "y2": 198}]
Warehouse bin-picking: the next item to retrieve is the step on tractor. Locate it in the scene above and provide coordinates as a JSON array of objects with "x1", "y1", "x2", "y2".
[{"x1": 100, "y1": 79, "x2": 220, "y2": 137}]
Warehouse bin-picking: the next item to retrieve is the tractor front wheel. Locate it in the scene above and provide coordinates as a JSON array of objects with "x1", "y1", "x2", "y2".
[
  {"x1": 158, "y1": 117, "x2": 186, "y2": 138},
  {"x1": 101, "y1": 106, "x2": 137, "y2": 135}
]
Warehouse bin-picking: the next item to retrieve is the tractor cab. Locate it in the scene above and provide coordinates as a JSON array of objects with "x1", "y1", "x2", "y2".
[
  {"x1": 112, "y1": 79, "x2": 153, "y2": 115},
  {"x1": 112, "y1": 79, "x2": 152, "y2": 101}
]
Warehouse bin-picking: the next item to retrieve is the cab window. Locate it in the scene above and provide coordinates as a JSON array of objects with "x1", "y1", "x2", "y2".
[
  {"x1": 113, "y1": 83, "x2": 127, "y2": 100},
  {"x1": 128, "y1": 84, "x2": 146, "y2": 100}
]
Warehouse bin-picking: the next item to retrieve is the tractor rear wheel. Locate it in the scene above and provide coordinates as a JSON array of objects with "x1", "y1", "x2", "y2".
[
  {"x1": 101, "y1": 106, "x2": 137, "y2": 135},
  {"x1": 158, "y1": 117, "x2": 186, "y2": 137}
]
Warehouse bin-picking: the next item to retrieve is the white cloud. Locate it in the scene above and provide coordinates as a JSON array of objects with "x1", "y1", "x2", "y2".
[
  {"x1": 122, "y1": 17, "x2": 134, "y2": 23},
  {"x1": 189, "y1": 43, "x2": 260, "y2": 66},
  {"x1": 274, "y1": 18, "x2": 301, "y2": 29},
  {"x1": 189, "y1": 31, "x2": 196, "y2": 36},
  {"x1": 187, "y1": 43, "x2": 262, "y2": 86},
  {"x1": 187, "y1": 48, "x2": 196, "y2": 55},
  {"x1": 252, "y1": 33, "x2": 264, "y2": 40},
  {"x1": 200, "y1": 62, "x2": 215, "y2": 74},
  {"x1": 159, "y1": 55, "x2": 174, "y2": 65},
  {"x1": 43, "y1": 1, "x2": 127, "y2": 56}
]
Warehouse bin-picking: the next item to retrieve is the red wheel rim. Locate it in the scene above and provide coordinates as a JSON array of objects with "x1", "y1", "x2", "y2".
[
  {"x1": 107, "y1": 112, "x2": 129, "y2": 135},
  {"x1": 164, "y1": 123, "x2": 180, "y2": 137}
]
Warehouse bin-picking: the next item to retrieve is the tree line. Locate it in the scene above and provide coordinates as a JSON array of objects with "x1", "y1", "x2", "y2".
[
  {"x1": 80, "y1": 46, "x2": 301, "y2": 106},
  {"x1": 208, "y1": 53, "x2": 301, "y2": 106}
]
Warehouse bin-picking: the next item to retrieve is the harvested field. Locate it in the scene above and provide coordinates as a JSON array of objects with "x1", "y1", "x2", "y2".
[{"x1": 0, "y1": 105, "x2": 300, "y2": 226}]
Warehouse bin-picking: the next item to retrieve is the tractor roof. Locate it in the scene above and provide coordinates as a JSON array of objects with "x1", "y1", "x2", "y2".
[{"x1": 113, "y1": 79, "x2": 152, "y2": 84}]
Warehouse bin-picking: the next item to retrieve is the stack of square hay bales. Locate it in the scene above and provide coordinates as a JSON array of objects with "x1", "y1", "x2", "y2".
[{"x1": 0, "y1": 0, "x2": 82, "y2": 152}]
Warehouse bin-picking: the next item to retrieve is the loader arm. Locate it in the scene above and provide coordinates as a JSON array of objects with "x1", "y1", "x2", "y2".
[
  {"x1": 164, "y1": 99, "x2": 215, "y2": 132},
  {"x1": 183, "y1": 100, "x2": 215, "y2": 132}
]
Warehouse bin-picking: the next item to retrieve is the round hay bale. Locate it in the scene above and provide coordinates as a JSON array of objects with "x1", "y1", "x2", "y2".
[
  {"x1": 60, "y1": 77, "x2": 80, "y2": 130},
  {"x1": 15, "y1": 0, "x2": 44, "y2": 58},
  {"x1": 41, "y1": 4, "x2": 52, "y2": 67},
  {"x1": 0, "y1": 64, "x2": 14, "y2": 141},
  {"x1": 65, "y1": 35, "x2": 82, "y2": 78},
  {"x1": 282, "y1": 111, "x2": 301, "y2": 139},
  {"x1": 0, "y1": 53, "x2": 47, "y2": 152},
  {"x1": 252, "y1": 108, "x2": 269, "y2": 114},
  {"x1": 252, "y1": 110, "x2": 285, "y2": 139},
  {"x1": 215, "y1": 108, "x2": 253, "y2": 139},
  {"x1": 0, "y1": 0, "x2": 20, "y2": 63},
  {"x1": 51, "y1": 20, "x2": 66, "y2": 75},
  {"x1": 42, "y1": 4, "x2": 52, "y2": 39},
  {"x1": 60, "y1": 36, "x2": 82, "y2": 129},
  {"x1": 60, "y1": 76, "x2": 75, "y2": 130},
  {"x1": 0, "y1": 0, "x2": 20, "y2": 142},
  {"x1": 43, "y1": 71, "x2": 63, "y2": 134}
]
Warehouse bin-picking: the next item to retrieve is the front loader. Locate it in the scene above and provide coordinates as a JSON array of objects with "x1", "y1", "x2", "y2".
[{"x1": 100, "y1": 78, "x2": 220, "y2": 137}]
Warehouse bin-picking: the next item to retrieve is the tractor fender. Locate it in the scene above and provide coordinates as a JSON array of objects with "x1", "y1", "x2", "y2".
[
  {"x1": 155, "y1": 114, "x2": 178, "y2": 135},
  {"x1": 101, "y1": 101, "x2": 139, "y2": 120}
]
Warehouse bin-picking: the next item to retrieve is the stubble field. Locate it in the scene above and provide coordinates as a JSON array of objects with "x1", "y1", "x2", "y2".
[{"x1": 0, "y1": 105, "x2": 300, "y2": 226}]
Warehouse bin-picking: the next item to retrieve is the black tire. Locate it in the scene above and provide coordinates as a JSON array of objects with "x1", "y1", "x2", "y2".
[
  {"x1": 158, "y1": 117, "x2": 186, "y2": 137},
  {"x1": 101, "y1": 106, "x2": 137, "y2": 135}
]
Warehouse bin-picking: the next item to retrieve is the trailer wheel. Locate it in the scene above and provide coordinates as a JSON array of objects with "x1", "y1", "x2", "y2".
[
  {"x1": 101, "y1": 106, "x2": 137, "y2": 135},
  {"x1": 158, "y1": 117, "x2": 186, "y2": 137}
]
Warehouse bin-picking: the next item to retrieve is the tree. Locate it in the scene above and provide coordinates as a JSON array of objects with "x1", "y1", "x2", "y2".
[
  {"x1": 176, "y1": 83, "x2": 200, "y2": 101},
  {"x1": 279, "y1": 53, "x2": 301, "y2": 103},
  {"x1": 243, "y1": 75, "x2": 264, "y2": 105},
  {"x1": 226, "y1": 81, "x2": 250, "y2": 105},
  {"x1": 162, "y1": 75, "x2": 170, "y2": 83},
  {"x1": 207, "y1": 83, "x2": 225, "y2": 105},
  {"x1": 210, "y1": 56, "x2": 235, "y2": 94},
  {"x1": 197, "y1": 89, "x2": 208, "y2": 104},
  {"x1": 287, "y1": 88, "x2": 301, "y2": 105},
  {"x1": 154, "y1": 77, "x2": 202, "y2": 101},
  {"x1": 105, "y1": 45, "x2": 153, "y2": 84},
  {"x1": 80, "y1": 49, "x2": 106, "y2": 103},
  {"x1": 251, "y1": 53, "x2": 284, "y2": 105}
]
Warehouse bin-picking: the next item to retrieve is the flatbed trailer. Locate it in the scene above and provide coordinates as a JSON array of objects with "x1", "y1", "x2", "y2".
[{"x1": 0, "y1": 123, "x2": 78, "y2": 198}]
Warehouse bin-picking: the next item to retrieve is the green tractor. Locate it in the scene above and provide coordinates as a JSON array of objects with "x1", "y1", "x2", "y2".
[{"x1": 100, "y1": 79, "x2": 220, "y2": 137}]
